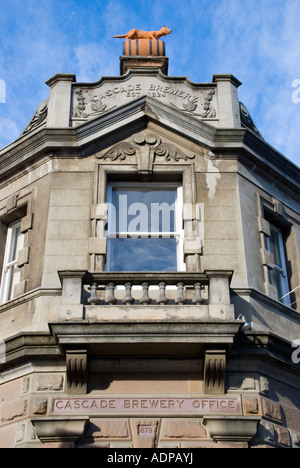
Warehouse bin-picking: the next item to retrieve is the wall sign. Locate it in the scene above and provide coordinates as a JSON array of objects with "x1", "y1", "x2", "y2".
[
  {"x1": 72, "y1": 75, "x2": 217, "y2": 124},
  {"x1": 53, "y1": 397, "x2": 239, "y2": 414}
]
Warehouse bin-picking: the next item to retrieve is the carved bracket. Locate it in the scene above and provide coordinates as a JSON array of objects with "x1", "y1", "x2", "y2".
[
  {"x1": 66, "y1": 349, "x2": 88, "y2": 395},
  {"x1": 204, "y1": 349, "x2": 226, "y2": 395}
]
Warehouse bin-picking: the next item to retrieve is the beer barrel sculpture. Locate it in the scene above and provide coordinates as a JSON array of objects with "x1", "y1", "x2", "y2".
[{"x1": 122, "y1": 39, "x2": 166, "y2": 56}]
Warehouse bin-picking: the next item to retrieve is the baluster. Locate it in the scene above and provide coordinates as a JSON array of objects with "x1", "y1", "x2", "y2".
[
  {"x1": 157, "y1": 282, "x2": 168, "y2": 305},
  {"x1": 140, "y1": 282, "x2": 152, "y2": 305},
  {"x1": 88, "y1": 282, "x2": 101, "y2": 305},
  {"x1": 193, "y1": 282, "x2": 204, "y2": 305},
  {"x1": 175, "y1": 282, "x2": 187, "y2": 305},
  {"x1": 122, "y1": 282, "x2": 135, "y2": 305},
  {"x1": 105, "y1": 282, "x2": 117, "y2": 305}
]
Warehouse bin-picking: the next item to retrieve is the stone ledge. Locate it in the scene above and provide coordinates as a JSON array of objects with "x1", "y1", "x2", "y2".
[
  {"x1": 49, "y1": 320, "x2": 242, "y2": 359},
  {"x1": 31, "y1": 416, "x2": 89, "y2": 444},
  {"x1": 202, "y1": 416, "x2": 260, "y2": 443}
]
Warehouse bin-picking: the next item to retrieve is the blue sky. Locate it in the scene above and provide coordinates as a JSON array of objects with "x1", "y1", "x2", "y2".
[{"x1": 0, "y1": 0, "x2": 300, "y2": 167}]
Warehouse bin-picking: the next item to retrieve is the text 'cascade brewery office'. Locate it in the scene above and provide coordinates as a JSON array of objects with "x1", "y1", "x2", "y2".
[{"x1": 53, "y1": 398, "x2": 239, "y2": 414}]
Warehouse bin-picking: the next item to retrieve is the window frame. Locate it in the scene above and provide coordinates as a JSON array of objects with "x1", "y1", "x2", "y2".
[
  {"x1": 105, "y1": 181, "x2": 185, "y2": 272},
  {"x1": 0, "y1": 220, "x2": 24, "y2": 304},
  {"x1": 265, "y1": 223, "x2": 290, "y2": 306}
]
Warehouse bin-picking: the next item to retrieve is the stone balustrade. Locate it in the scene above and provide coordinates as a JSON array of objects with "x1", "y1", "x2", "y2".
[
  {"x1": 58, "y1": 270, "x2": 235, "y2": 321},
  {"x1": 86, "y1": 272, "x2": 208, "y2": 306}
]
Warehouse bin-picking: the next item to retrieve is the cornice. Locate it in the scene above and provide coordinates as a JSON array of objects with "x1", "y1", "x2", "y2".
[
  {"x1": 0, "y1": 128, "x2": 78, "y2": 180},
  {"x1": 233, "y1": 330, "x2": 300, "y2": 373},
  {"x1": 0, "y1": 331, "x2": 61, "y2": 370},
  {"x1": 0, "y1": 95, "x2": 299, "y2": 196}
]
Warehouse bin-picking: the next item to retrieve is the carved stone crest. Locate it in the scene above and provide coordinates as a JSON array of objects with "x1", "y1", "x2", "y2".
[
  {"x1": 171, "y1": 89, "x2": 216, "y2": 118},
  {"x1": 73, "y1": 89, "x2": 116, "y2": 119},
  {"x1": 97, "y1": 133, "x2": 195, "y2": 179}
]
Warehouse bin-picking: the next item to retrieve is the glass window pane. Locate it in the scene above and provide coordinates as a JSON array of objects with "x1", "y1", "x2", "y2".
[
  {"x1": 107, "y1": 238, "x2": 178, "y2": 271},
  {"x1": 8, "y1": 225, "x2": 23, "y2": 263},
  {"x1": 269, "y1": 269, "x2": 284, "y2": 300},
  {"x1": 0, "y1": 222, "x2": 24, "y2": 304},
  {"x1": 268, "y1": 228, "x2": 282, "y2": 268},
  {"x1": 266, "y1": 223, "x2": 290, "y2": 305},
  {"x1": 111, "y1": 188, "x2": 176, "y2": 233}
]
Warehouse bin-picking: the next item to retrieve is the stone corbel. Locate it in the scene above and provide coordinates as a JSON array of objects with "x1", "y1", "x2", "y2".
[
  {"x1": 66, "y1": 349, "x2": 88, "y2": 394},
  {"x1": 204, "y1": 349, "x2": 226, "y2": 395},
  {"x1": 32, "y1": 416, "x2": 89, "y2": 448},
  {"x1": 202, "y1": 416, "x2": 260, "y2": 445}
]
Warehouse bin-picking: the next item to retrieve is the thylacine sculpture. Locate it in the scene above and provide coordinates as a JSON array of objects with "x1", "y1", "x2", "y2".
[{"x1": 113, "y1": 25, "x2": 172, "y2": 41}]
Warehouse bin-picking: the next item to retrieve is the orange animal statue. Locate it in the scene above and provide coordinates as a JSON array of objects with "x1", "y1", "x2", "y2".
[{"x1": 113, "y1": 25, "x2": 172, "y2": 41}]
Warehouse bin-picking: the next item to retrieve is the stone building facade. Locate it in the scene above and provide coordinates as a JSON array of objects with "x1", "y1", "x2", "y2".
[{"x1": 0, "y1": 41, "x2": 299, "y2": 448}]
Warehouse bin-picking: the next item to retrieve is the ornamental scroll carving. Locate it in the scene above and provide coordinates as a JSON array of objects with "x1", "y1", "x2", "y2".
[
  {"x1": 21, "y1": 100, "x2": 48, "y2": 136},
  {"x1": 97, "y1": 133, "x2": 195, "y2": 163},
  {"x1": 240, "y1": 102, "x2": 263, "y2": 139},
  {"x1": 99, "y1": 142, "x2": 136, "y2": 161},
  {"x1": 97, "y1": 133, "x2": 195, "y2": 180}
]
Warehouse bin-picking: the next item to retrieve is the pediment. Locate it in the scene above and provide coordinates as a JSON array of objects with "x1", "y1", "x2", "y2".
[
  {"x1": 91, "y1": 127, "x2": 216, "y2": 184},
  {"x1": 76, "y1": 94, "x2": 218, "y2": 156}
]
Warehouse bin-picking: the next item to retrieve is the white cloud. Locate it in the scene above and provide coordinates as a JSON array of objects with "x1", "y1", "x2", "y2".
[
  {"x1": 0, "y1": 80, "x2": 6, "y2": 104},
  {"x1": 0, "y1": 118, "x2": 20, "y2": 150},
  {"x1": 206, "y1": 0, "x2": 300, "y2": 166},
  {"x1": 74, "y1": 42, "x2": 119, "y2": 83}
]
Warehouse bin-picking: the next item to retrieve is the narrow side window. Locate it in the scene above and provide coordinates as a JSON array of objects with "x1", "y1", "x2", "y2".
[
  {"x1": 0, "y1": 221, "x2": 24, "y2": 304},
  {"x1": 265, "y1": 224, "x2": 290, "y2": 305}
]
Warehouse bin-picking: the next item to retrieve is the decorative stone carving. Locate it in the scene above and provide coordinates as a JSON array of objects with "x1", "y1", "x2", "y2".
[
  {"x1": 240, "y1": 102, "x2": 263, "y2": 138},
  {"x1": 66, "y1": 349, "x2": 88, "y2": 394},
  {"x1": 171, "y1": 89, "x2": 216, "y2": 118},
  {"x1": 99, "y1": 142, "x2": 136, "y2": 161},
  {"x1": 204, "y1": 349, "x2": 226, "y2": 395},
  {"x1": 155, "y1": 142, "x2": 195, "y2": 162},
  {"x1": 21, "y1": 100, "x2": 48, "y2": 136},
  {"x1": 73, "y1": 89, "x2": 87, "y2": 118},
  {"x1": 97, "y1": 133, "x2": 195, "y2": 171},
  {"x1": 73, "y1": 89, "x2": 116, "y2": 119}
]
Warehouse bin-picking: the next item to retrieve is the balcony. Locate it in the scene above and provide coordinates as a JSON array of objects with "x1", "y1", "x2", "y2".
[
  {"x1": 57, "y1": 270, "x2": 236, "y2": 321},
  {"x1": 49, "y1": 270, "x2": 240, "y2": 354},
  {"x1": 49, "y1": 270, "x2": 242, "y2": 394}
]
